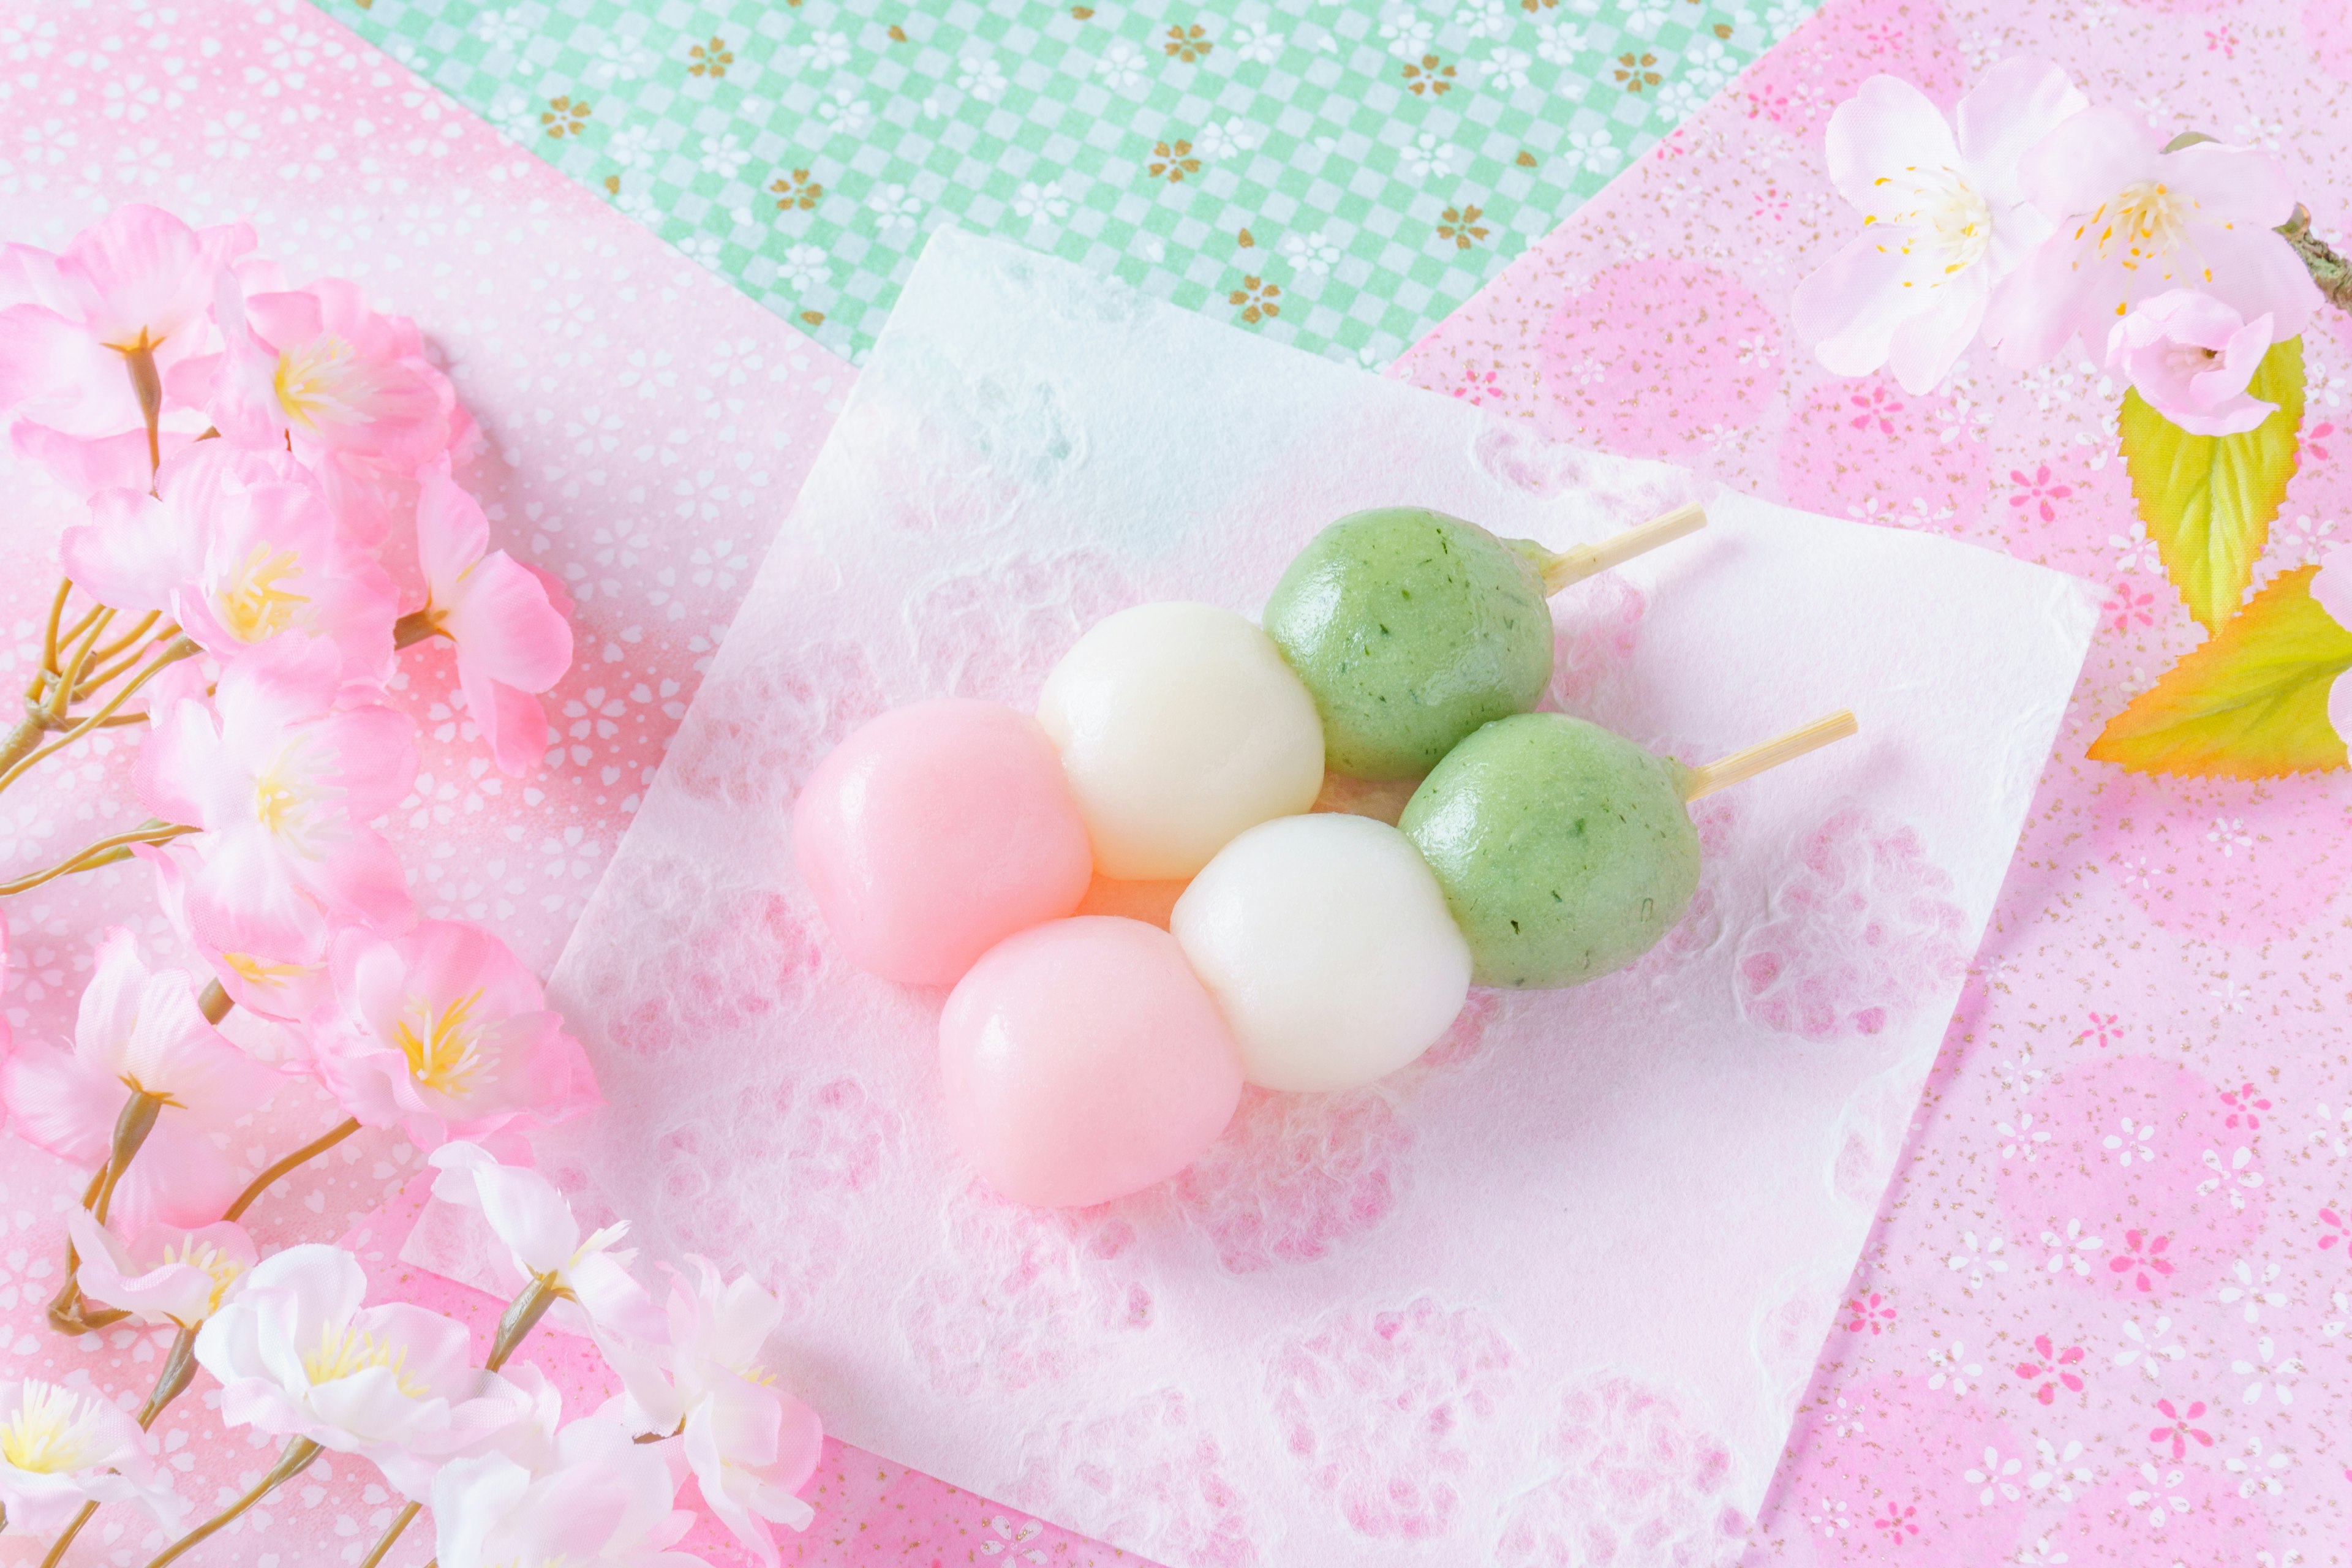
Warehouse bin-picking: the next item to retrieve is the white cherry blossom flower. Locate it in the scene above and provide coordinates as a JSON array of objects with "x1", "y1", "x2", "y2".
[
  {"x1": 2000, "y1": 1112, "x2": 2052, "y2": 1161},
  {"x1": 777, "y1": 244, "x2": 827, "y2": 293},
  {"x1": 66, "y1": 1214, "x2": 255, "y2": 1329},
  {"x1": 1945, "y1": 1229, "x2": 2008, "y2": 1290},
  {"x1": 2039, "y1": 1219, "x2": 2103, "y2": 1276},
  {"x1": 2114, "y1": 1315, "x2": 2185, "y2": 1380},
  {"x1": 1400, "y1": 131, "x2": 1454, "y2": 179},
  {"x1": 196, "y1": 1244, "x2": 530, "y2": 1498},
  {"x1": 1564, "y1": 126, "x2": 1620, "y2": 174},
  {"x1": 1535, "y1": 20, "x2": 1583, "y2": 66},
  {"x1": 801, "y1": 30, "x2": 853, "y2": 72},
  {"x1": 2196, "y1": 1146, "x2": 2262, "y2": 1210},
  {"x1": 2225, "y1": 1434, "x2": 2291, "y2": 1498},
  {"x1": 0, "y1": 1377, "x2": 185, "y2": 1535},
  {"x1": 428, "y1": 1142, "x2": 663, "y2": 1343},
  {"x1": 2218, "y1": 1259, "x2": 2288, "y2": 1324},
  {"x1": 2103, "y1": 1117, "x2": 2155, "y2": 1166},
  {"x1": 699, "y1": 134, "x2": 750, "y2": 179},
  {"x1": 2127, "y1": 1462, "x2": 2189, "y2": 1527},
  {"x1": 1012, "y1": 180, "x2": 1069, "y2": 222},
  {"x1": 958, "y1": 57, "x2": 1009, "y2": 103},
  {"x1": 1378, "y1": 4, "x2": 1436, "y2": 58},
  {"x1": 432, "y1": 1416, "x2": 694, "y2": 1568},
  {"x1": 1925, "y1": 1338, "x2": 1981, "y2": 1395},
  {"x1": 2028, "y1": 1437, "x2": 2091, "y2": 1502},
  {"x1": 1487, "y1": 45, "x2": 1533, "y2": 91},
  {"x1": 1231, "y1": 21, "x2": 1281, "y2": 64},
  {"x1": 1795, "y1": 60, "x2": 2087, "y2": 393},
  {"x1": 1279, "y1": 230, "x2": 1343, "y2": 275},
  {"x1": 2232, "y1": 1337, "x2": 2298, "y2": 1405},
  {"x1": 1094, "y1": 40, "x2": 1145, "y2": 91},
  {"x1": 603, "y1": 1259, "x2": 823, "y2": 1566},
  {"x1": 1964, "y1": 1444, "x2": 2023, "y2": 1504}
]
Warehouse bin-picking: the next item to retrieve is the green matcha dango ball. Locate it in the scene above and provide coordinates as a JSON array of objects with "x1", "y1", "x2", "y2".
[
  {"x1": 1262, "y1": 507, "x2": 1556, "y2": 781},
  {"x1": 1399, "y1": 712, "x2": 1699, "y2": 989}
]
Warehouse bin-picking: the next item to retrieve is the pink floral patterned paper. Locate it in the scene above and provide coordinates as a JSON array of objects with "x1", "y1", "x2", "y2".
[
  {"x1": 1391, "y1": 0, "x2": 2352, "y2": 1562},
  {"x1": 527, "y1": 225, "x2": 2093, "y2": 1568},
  {"x1": 0, "y1": 1, "x2": 850, "y2": 1561}
]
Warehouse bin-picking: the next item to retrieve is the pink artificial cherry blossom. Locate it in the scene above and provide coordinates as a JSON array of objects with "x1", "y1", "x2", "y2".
[
  {"x1": 0, "y1": 203, "x2": 252, "y2": 442},
  {"x1": 196, "y1": 1243, "x2": 532, "y2": 1499},
  {"x1": 0, "y1": 929, "x2": 279, "y2": 1227},
  {"x1": 600, "y1": 1257, "x2": 823, "y2": 1566},
  {"x1": 1987, "y1": 113, "x2": 2321, "y2": 367},
  {"x1": 65, "y1": 1213, "x2": 257, "y2": 1329},
  {"x1": 136, "y1": 839, "x2": 341, "y2": 1027},
  {"x1": 65, "y1": 440, "x2": 398, "y2": 682},
  {"x1": 0, "y1": 1376, "x2": 187, "y2": 1537},
  {"x1": 136, "y1": 630, "x2": 418, "y2": 958},
  {"x1": 307, "y1": 919, "x2": 598, "y2": 1156},
  {"x1": 1794, "y1": 60, "x2": 2087, "y2": 394},
  {"x1": 410, "y1": 461, "x2": 574, "y2": 777},
  {"x1": 2106, "y1": 290, "x2": 2280, "y2": 436},
  {"x1": 172, "y1": 274, "x2": 464, "y2": 545}
]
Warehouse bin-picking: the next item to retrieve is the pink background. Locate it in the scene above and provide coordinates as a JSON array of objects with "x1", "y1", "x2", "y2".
[{"x1": 1, "y1": 0, "x2": 2348, "y2": 1564}]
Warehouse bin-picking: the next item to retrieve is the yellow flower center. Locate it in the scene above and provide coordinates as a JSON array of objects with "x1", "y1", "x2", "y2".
[
  {"x1": 392, "y1": 988, "x2": 491, "y2": 1097},
  {"x1": 159, "y1": 1238, "x2": 247, "y2": 1321},
  {"x1": 1, "y1": 1381, "x2": 110, "y2": 1474},
  {"x1": 224, "y1": 951, "x2": 314, "y2": 990},
  {"x1": 250, "y1": 732, "x2": 341, "y2": 855},
  {"x1": 1865, "y1": 164, "x2": 1992, "y2": 280},
  {"x1": 302, "y1": 1321, "x2": 428, "y2": 1397},
  {"x1": 216, "y1": 544, "x2": 311, "y2": 644},
  {"x1": 2083, "y1": 180, "x2": 2195, "y2": 270},
  {"x1": 273, "y1": 334, "x2": 375, "y2": 434}
]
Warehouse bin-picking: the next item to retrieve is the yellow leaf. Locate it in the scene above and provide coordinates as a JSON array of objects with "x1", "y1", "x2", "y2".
[
  {"x1": 2089, "y1": 564, "x2": 2352, "y2": 777},
  {"x1": 2117, "y1": 337, "x2": 2304, "y2": 632}
]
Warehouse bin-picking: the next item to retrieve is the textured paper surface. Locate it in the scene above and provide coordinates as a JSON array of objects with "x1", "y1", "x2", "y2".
[{"x1": 519, "y1": 227, "x2": 2095, "y2": 1567}]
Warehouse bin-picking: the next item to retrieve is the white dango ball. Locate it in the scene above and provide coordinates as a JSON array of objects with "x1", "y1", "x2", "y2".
[
  {"x1": 1170, "y1": 812, "x2": 1472, "y2": 1092},
  {"x1": 1037, "y1": 603, "x2": 1324, "y2": 881}
]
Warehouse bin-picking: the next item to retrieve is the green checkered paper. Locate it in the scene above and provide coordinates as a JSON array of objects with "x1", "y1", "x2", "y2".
[{"x1": 332, "y1": 0, "x2": 1819, "y2": 363}]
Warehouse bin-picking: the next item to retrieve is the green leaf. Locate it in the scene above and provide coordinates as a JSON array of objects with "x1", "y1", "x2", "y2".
[
  {"x1": 2089, "y1": 564, "x2": 2352, "y2": 778},
  {"x1": 2117, "y1": 336, "x2": 2305, "y2": 633}
]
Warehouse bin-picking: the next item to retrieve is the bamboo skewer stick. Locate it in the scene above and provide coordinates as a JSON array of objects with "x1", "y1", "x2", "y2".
[
  {"x1": 1681, "y1": 710, "x2": 1858, "y2": 801},
  {"x1": 1538, "y1": 501, "x2": 1707, "y2": 594}
]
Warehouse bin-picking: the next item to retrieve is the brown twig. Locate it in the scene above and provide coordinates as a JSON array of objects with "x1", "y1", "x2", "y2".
[{"x1": 222, "y1": 1118, "x2": 362, "y2": 1221}]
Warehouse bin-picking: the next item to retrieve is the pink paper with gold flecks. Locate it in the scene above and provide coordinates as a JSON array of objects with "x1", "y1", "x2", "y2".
[{"x1": 1395, "y1": 1, "x2": 2352, "y2": 1564}]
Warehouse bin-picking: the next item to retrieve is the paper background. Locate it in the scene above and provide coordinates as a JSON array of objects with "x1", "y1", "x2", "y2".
[{"x1": 531, "y1": 227, "x2": 2095, "y2": 1567}]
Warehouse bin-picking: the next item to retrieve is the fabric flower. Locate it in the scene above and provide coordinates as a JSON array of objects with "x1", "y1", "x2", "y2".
[
  {"x1": 602, "y1": 1259, "x2": 823, "y2": 1566},
  {"x1": 1793, "y1": 60, "x2": 2087, "y2": 394},
  {"x1": 307, "y1": 921, "x2": 598, "y2": 1156},
  {"x1": 432, "y1": 1415, "x2": 701, "y2": 1568},
  {"x1": 135, "y1": 839, "x2": 339, "y2": 1025},
  {"x1": 0, "y1": 930, "x2": 279, "y2": 1227},
  {"x1": 2106, "y1": 289, "x2": 2280, "y2": 437},
  {"x1": 66, "y1": 1214, "x2": 256, "y2": 1329},
  {"x1": 195, "y1": 1243, "x2": 529, "y2": 1498},
  {"x1": 0, "y1": 1376, "x2": 186, "y2": 1536},
  {"x1": 427, "y1": 1142, "x2": 662, "y2": 1341},
  {"x1": 1987, "y1": 113, "x2": 2322, "y2": 367},
  {"x1": 411, "y1": 462, "x2": 574, "y2": 776},
  {"x1": 64, "y1": 440, "x2": 397, "y2": 682},
  {"x1": 171, "y1": 276, "x2": 465, "y2": 544},
  {"x1": 135, "y1": 630, "x2": 418, "y2": 959},
  {"x1": 0, "y1": 204, "x2": 252, "y2": 440},
  {"x1": 2313, "y1": 544, "x2": 2352, "y2": 750}
]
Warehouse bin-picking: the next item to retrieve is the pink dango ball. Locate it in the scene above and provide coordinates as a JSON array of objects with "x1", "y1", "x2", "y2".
[
  {"x1": 793, "y1": 699, "x2": 1094, "y2": 987},
  {"x1": 941, "y1": 916, "x2": 1244, "y2": 1208}
]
